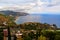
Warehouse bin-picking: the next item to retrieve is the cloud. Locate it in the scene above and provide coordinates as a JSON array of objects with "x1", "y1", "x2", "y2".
[
  {"x1": 44, "y1": 5, "x2": 60, "y2": 13},
  {"x1": 0, "y1": 0, "x2": 60, "y2": 14},
  {"x1": 26, "y1": 0, "x2": 60, "y2": 14},
  {"x1": 0, "y1": 0, "x2": 35, "y2": 5}
]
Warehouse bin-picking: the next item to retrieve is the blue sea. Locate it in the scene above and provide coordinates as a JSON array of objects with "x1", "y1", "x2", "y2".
[{"x1": 16, "y1": 14, "x2": 60, "y2": 28}]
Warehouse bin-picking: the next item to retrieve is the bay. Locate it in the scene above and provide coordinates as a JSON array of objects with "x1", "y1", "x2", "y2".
[{"x1": 16, "y1": 14, "x2": 60, "y2": 28}]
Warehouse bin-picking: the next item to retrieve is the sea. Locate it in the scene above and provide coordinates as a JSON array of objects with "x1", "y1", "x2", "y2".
[{"x1": 15, "y1": 14, "x2": 60, "y2": 28}]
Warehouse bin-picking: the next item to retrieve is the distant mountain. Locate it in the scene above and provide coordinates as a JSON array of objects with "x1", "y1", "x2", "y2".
[{"x1": 0, "y1": 10, "x2": 29, "y2": 18}]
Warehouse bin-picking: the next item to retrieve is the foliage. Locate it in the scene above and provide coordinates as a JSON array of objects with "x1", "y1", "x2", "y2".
[
  {"x1": 55, "y1": 35, "x2": 60, "y2": 40},
  {"x1": 19, "y1": 22, "x2": 56, "y2": 30},
  {"x1": 55, "y1": 31, "x2": 60, "y2": 40},
  {"x1": 38, "y1": 35, "x2": 46, "y2": 40},
  {"x1": 0, "y1": 14, "x2": 16, "y2": 27},
  {"x1": 42, "y1": 30, "x2": 56, "y2": 40},
  {"x1": 0, "y1": 29, "x2": 3, "y2": 40}
]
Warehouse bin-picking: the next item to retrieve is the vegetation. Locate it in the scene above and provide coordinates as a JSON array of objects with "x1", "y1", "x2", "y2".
[
  {"x1": 0, "y1": 13, "x2": 60, "y2": 40},
  {"x1": 0, "y1": 14, "x2": 16, "y2": 27},
  {"x1": 0, "y1": 13, "x2": 16, "y2": 40},
  {"x1": 0, "y1": 29, "x2": 3, "y2": 40},
  {"x1": 18, "y1": 22, "x2": 56, "y2": 30}
]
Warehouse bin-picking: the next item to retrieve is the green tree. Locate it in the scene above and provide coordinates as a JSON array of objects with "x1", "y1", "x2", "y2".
[
  {"x1": 0, "y1": 29, "x2": 3, "y2": 40},
  {"x1": 55, "y1": 31, "x2": 60, "y2": 40},
  {"x1": 42, "y1": 30, "x2": 56, "y2": 40}
]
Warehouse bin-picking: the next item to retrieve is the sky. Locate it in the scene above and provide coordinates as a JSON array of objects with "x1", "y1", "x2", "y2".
[{"x1": 0, "y1": 0, "x2": 60, "y2": 14}]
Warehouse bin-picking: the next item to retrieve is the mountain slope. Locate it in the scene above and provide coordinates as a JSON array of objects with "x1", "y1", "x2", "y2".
[{"x1": 0, "y1": 10, "x2": 29, "y2": 19}]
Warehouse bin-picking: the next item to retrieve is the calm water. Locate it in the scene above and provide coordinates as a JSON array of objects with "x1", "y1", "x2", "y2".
[{"x1": 16, "y1": 14, "x2": 60, "y2": 28}]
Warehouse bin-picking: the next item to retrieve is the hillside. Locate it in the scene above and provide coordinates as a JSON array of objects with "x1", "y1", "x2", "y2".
[
  {"x1": 0, "y1": 14, "x2": 16, "y2": 26},
  {"x1": 19, "y1": 22, "x2": 57, "y2": 30},
  {"x1": 0, "y1": 10, "x2": 29, "y2": 19}
]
